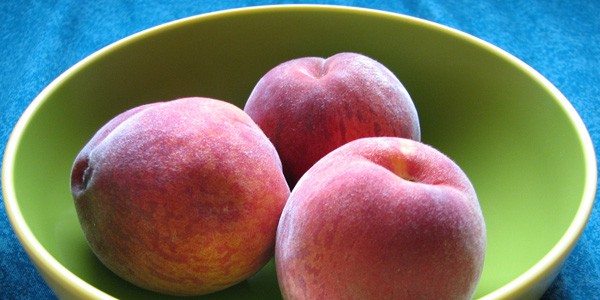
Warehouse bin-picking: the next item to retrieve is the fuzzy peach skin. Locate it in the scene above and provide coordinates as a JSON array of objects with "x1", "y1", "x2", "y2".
[
  {"x1": 244, "y1": 52, "x2": 420, "y2": 187},
  {"x1": 70, "y1": 97, "x2": 290, "y2": 296},
  {"x1": 275, "y1": 137, "x2": 486, "y2": 300}
]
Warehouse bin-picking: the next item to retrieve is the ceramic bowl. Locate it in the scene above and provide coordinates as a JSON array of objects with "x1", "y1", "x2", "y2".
[{"x1": 2, "y1": 5, "x2": 596, "y2": 299}]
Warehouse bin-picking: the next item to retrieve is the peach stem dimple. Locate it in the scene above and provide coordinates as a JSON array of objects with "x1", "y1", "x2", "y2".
[
  {"x1": 72, "y1": 157, "x2": 93, "y2": 193},
  {"x1": 82, "y1": 165, "x2": 93, "y2": 190},
  {"x1": 376, "y1": 155, "x2": 416, "y2": 182},
  {"x1": 300, "y1": 59, "x2": 329, "y2": 80},
  {"x1": 317, "y1": 59, "x2": 329, "y2": 79}
]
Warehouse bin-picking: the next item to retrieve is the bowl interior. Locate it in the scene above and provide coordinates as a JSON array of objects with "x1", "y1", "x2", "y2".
[{"x1": 5, "y1": 6, "x2": 592, "y2": 299}]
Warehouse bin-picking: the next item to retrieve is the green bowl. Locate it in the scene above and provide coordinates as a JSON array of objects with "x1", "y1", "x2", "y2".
[{"x1": 2, "y1": 5, "x2": 596, "y2": 300}]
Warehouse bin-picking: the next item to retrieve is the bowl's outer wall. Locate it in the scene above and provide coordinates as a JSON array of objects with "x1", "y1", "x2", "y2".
[{"x1": 6, "y1": 6, "x2": 592, "y2": 299}]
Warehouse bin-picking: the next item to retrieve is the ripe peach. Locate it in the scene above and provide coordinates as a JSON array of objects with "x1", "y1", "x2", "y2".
[
  {"x1": 70, "y1": 97, "x2": 290, "y2": 296},
  {"x1": 244, "y1": 52, "x2": 420, "y2": 187},
  {"x1": 275, "y1": 137, "x2": 486, "y2": 300}
]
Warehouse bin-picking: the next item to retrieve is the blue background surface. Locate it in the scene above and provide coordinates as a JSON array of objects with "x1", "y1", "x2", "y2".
[{"x1": 1, "y1": 1, "x2": 598, "y2": 299}]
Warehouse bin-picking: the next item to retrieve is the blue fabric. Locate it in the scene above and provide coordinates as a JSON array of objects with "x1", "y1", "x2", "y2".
[{"x1": 1, "y1": 1, "x2": 598, "y2": 299}]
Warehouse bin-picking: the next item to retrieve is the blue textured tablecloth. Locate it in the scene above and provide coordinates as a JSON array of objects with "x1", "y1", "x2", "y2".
[{"x1": 1, "y1": 1, "x2": 598, "y2": 299}]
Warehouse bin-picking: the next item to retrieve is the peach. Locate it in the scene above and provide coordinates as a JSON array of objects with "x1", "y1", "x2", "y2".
[
  {"x1": 70, "y1": 97, "x2": 290, "y2": 296},
  {"x1": 244, "y1": 52, "x2": 420, "y2": 187},
  {"x1": 275, "y1": 137, "x2": 486, "y2": 300}
]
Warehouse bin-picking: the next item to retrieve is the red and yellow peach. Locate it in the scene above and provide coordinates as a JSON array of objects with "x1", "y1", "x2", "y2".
[
  {"x1": 275, "y1": 137, "x2": 486, "y2": 300},
  {"x1": 244, "y1": 52, "x2": 420, "y2": 187},
  {"x1": 70, "y1": 97, "x2": 290, "y2": 296}
]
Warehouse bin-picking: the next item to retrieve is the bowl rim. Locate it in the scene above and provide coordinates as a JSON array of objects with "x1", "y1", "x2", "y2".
[{"x1": 2, "y1": 4, "x2": 597, "y2": 299}]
